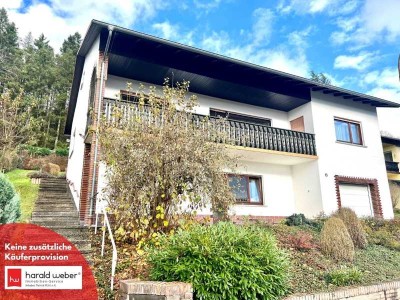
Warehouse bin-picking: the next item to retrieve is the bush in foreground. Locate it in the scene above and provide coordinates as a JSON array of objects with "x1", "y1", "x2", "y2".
[
  {"x1": 334, "y1": 208, "x2": 367, "y2": 249},
  {"x1": 147, "y1": 222, "x2": 288, "y2": 300},
  {"x1": 0, "y1": 174, "x2": 21, "y2": 223},
  {"x1": 321, "y1": 217, "x2": 354, "y2": 261},
  {"x1": 325, "y1": 267, "x2": 362, "y2": 286}
]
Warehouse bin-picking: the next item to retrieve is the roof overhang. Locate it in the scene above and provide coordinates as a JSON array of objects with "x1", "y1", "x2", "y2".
[
  {"x1": 65, "y1": 20, "x2": 400, "y2": 135},
  {"x1": 382, "y1": 136, "x2": 400, "y2": 147}
]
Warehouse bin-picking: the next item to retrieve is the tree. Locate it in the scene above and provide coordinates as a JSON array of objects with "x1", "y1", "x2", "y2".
[
  {"x1": 0, "y1": 8, "x2": 19, "y2": 90},
  {"x1": 60, "y1": 32, "x2": 81, "y2": 55},
  {"x1": 310, "y1": 70, "x2": 331, "y2": 85},
  {"x1": 99, "y1": 79, "x2": 238, "y2": 243},
  {"x1": 53, "y1": 33, "x2": 82, "y2": 149},
  {"x1": 0, "y1": 89, "x2": 32, "y2": 170}
]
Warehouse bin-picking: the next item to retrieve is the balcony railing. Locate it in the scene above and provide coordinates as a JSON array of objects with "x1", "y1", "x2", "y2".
[
  {"x1": 103, "y1": 98, "x2": 317, "y2": 156},
  {"x1": 386, "y1": 161, "x2": 400, "y2": 173}
]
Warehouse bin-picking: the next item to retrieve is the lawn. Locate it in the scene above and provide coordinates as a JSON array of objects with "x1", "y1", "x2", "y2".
[
  {"x1": 5, "y1": 169, "x2": 39, "y2": 222},
  {"x1": 395, "y1": 209, "x2": 400, "y2": 219}
]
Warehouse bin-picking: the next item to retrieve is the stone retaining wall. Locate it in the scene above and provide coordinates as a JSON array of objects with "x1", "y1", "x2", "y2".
[
  {"x1": 285, "y1": 280, "x2": 400, "y2": 300},
  {"x1": 119, "y1": 280, "x2": 193, "y2": 300}
]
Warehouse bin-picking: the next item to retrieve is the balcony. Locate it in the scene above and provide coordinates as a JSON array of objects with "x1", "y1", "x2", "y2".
[
  {"x1": 103, "y1": 98, "x2": 317, "y2": 159},
  {"x1": 386, "y1": 161, "x2": 400, "y2": 173}
]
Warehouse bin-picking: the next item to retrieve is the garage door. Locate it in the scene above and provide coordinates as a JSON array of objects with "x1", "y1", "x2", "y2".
[{"x1": 339, "y1": 184, "x2": 374, "y2": 217}]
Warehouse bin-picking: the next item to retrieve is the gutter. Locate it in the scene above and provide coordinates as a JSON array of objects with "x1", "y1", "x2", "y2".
[{"x1": 89, "y1": 25, "x2": 114, "y2": 220}]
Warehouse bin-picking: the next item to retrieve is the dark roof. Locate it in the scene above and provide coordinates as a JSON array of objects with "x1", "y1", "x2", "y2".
[
  {"x1": 382, "y1": 136, "x2": 400, "y2": 147},
  {"x1": 65, "y1": 20, "x2": 400, "y2": 134}
]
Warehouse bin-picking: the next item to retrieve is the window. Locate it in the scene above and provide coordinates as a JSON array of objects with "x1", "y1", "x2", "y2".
[
  {"x1": 384, "y1": 151, "x2": 393, "y2": 162},
  {"x1": 210, "y1": 109, "x2": 271, "y2": 126},
  {"x1": 228, "y1": 175, "x2": 262, "y2": 204},
  {"x1": 334, "y1": 118, "x2": 363, "y2": 145}
]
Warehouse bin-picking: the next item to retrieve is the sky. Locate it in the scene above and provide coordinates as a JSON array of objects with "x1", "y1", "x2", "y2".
[{"x1": 3, "y1": 0, "x2": 400, "y2": 137}]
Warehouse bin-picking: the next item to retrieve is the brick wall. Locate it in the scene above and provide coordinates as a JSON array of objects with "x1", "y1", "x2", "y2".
[{"x1": 285, "y1": 280, "x2": 400, "y2": 300}]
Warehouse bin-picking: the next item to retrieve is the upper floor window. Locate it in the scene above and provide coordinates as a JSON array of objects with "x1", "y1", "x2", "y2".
[
  {"x1": 228, "y1": 174, "x2": 263, "y2": 204},
  {"x1": 384, "y1": 151, "x2": 393, "y2": 162},
  {"x1": 210, "y1": 109, "x2": 271, "y2": 126},
  {"x1": 334, "y1": 118, "x2": 363, "y2": 145}
]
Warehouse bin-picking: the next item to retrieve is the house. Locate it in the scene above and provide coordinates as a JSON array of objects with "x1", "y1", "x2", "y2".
[
  {"x1": 65, "y1": 20, "x2": 400, "y2": 225},
  {"x1": 381, "y1": 135, "x2": 400, "y2": 208}
]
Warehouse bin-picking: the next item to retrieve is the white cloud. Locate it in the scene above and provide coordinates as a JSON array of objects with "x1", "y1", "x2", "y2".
[
  {"x1": 197, "y1": 7, "x2": 310, "y2": 77},
  {"x1": 364, "y1": 68, "x2": 399, "y2": 89},
  {"x1": 152, "y1": 21, "x2": 195, "y2": 46},
  {"x1": 330, "y1": 0, "x2": 400, "y2": 48},
  {"x1": 309, "y1": 0, "x2": 331, "y2": 13},
  {"x1": 333, "y1": 52, "x2": 376, "y2": 71},
  {"x1": 366, "y1": 68, "x2": 400, "y2": 138},
  {"x1": 152, "y1": 21, "x2": 179, "y2": 40},
  {"x1": 1, "y1": 0, "x2": 22, "y2": 9},
  {"x1": 252, "y1": 8, "x2": 274, "y2": 45},
  {"x1": 6, "y1": 0, "x2": 166, "y2": 51},
  {"x1": 201, "y1": 31, "x2": 230, "y2": 53},
  {"x1": 277, "y1": 0, "x2": 358, "y2": 15},
  {"x1": 287, "y1": 26, "x2": 313, "y2": 49},
  {"x1": 193, "y1": 0, "x2": 222, "y2": 11}
]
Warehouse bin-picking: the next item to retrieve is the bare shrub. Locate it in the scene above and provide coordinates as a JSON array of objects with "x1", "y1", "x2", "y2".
[
  {"x1": 25, "y1": 157, "x2": 47, "y2": 170},
  {"x1": 100, "y1": 79, "x2": 238, "y2": 243},
  {"x1": 321, "y1": 217, "x2": 354, "y2": 261},
  {"x1": 42, "y1": 163, "x2": 60, "y2": 176},
  {"x1": 47, "y1": 154, "x2": 67, "y2": 171},
  {"x1": 334, "y1": 207, "x2": 368, "y2": 249},
  {"x1": 389, "y1": 181, "x2": 400, "y2": 209}
]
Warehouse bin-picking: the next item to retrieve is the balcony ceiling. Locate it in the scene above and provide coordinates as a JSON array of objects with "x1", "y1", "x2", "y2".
[{"x1": 65, "y1": 20, "x2": 400, "y2": 134}]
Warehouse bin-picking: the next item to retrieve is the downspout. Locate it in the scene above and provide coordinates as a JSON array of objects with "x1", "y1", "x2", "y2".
[{"x1": 89, "y1": 26, "x2": 114, "y2": 220}]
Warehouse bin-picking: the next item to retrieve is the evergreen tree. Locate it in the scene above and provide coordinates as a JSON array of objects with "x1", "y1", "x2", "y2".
[
  {"x1": 310, "y1": 70, "x2": 331, "y2": 85},
  {"x1": 0, "y1": 7, "x2": 19, "y2": 90}
]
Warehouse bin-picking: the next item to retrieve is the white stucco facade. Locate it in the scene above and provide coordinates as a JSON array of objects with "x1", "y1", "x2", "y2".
[
  {"x1": 310, "y1": 91, "x2": 393, "y2": 218},
  {"x1": 66, "y1": 36, "x2": 100, "y2": 209},
  {"x1": 67, "y1": 57, "x2": 394, "y2": 220}
]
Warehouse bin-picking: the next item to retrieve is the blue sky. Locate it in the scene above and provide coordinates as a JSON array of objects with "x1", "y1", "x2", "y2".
[{"x1": 3, "y1": 0, "x2": 400, "y2": 135}]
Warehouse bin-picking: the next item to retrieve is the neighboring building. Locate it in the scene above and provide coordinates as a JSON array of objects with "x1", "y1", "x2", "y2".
[
  {"x1": 381, "y1": 136, "x2": 400, "y2": 208},
  {"x1": 65, "y1": 20, "x2": 400, "y2": 225}
]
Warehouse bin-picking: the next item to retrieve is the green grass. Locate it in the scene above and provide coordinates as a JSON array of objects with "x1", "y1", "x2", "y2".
[
  {"x1": 353, "y1": 245, "x2": 400, "y2": 284},
  {"x1": 5, "y1": 169, "x2": 39, "y2": 222},
  {"x1": 394, "y1": 209, "x2": 400, "y2": 219}
]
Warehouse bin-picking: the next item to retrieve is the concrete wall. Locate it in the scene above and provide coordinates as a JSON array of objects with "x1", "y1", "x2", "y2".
[
  {"x1": 66, "y1": 36, "x2": 100, "y2": 209},
  {"x1": 310, "y1": 91, "x2": 393, "y2": 218}
]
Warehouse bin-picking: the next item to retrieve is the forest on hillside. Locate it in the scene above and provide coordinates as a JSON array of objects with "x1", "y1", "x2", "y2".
[{"x1": 0, "y1": 8, "x2": 79, "y2": 169}]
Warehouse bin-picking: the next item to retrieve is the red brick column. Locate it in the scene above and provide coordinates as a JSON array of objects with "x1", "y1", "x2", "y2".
[{"x1": 81, "y1": 52, "x2": 109, "y2": 225}]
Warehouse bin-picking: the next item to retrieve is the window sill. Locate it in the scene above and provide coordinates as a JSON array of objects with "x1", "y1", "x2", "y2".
[
  {"x1": 235, "y1": 202, "x2": 264, "y2": 206},
  {"x1": 335, "y1": 141, "x2": 367, "y2": 148}
]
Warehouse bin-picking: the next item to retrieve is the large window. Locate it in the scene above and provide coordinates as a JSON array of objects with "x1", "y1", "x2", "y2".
[
  {"x1": 228, "y1": 175, "x2": 263, "y2": 204},
  {"x1": 334, "y1": 118, "x2": 363, "y2": 145},
  {"x1": 210, "y1": 109, "x2": 271, "y2": 126}
]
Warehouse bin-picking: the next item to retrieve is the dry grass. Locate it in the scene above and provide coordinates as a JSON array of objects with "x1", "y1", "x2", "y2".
[
  {"x1": 42, "y1": 162, "x2": 60, "y2": 176},
  {"x1": 334, "y1": 207, "x2": 367, "y2": 249},
  {"x1": 321, "y1": 217, "x2": 354, "y2": 262}
]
